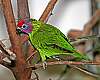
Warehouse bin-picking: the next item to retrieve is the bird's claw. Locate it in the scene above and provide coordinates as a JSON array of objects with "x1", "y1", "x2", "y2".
[
  {"x1": 52, "y1": 56, "x2": 61, "y2": 61},
  {"x1": 43, "y1": 61, "x2": 47, "y2": 69}
]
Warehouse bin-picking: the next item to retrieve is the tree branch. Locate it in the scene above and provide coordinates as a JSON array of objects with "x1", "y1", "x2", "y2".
[
  {"x1": 17, "y1": 0, "x2": 33, "y2": 79},
  {"x1": 31, "y1": 71, "x2": 39, "y2": 80},
  {"x1": 39, "y1": 0, "x2": 58, "y2": 22},
  {"x1": 1, "y1": 0, "x2": 24, "y2": 61},
  {"x1": 27, "y1": 61, "x2": 100, "y2": 69},
  {"x1": 70, "y1": 65, "x2": 100, "y2": 78},
  {"x1": 0, "y1": 47, "x2": 15, "y2": 69},
  {"x1": 0, "y1": 57, "x2": 11, "y2": 68},
  {"x1": 82, "y1": 9, "x2": 100, "y2": 36},
  {"x1": 27, "y1": 61, "x2": 100, "y2": 78},
  {"x1": 0, "y1": 51, "x2": 9, "y2": 67},
  {"x1": 1, "y1": 0, "x2": 30, "y2": 80},
  {"x1": 17, "y1": 0, "x2": 30, "y2": 19},
  {"x1": 0, "y1": 40, "x2": 16, "y2": 60},
  {"x1": 0, "y1": 40, "x2": 13, "y2": 68}
]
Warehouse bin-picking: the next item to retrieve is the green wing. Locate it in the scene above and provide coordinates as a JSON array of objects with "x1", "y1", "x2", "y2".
[
  {"x1": 43, "y1": 24, "x2": 84, "y2": 59},
  {"x1": 44, "y1": 23, "x2": 76, "y2": 51}
]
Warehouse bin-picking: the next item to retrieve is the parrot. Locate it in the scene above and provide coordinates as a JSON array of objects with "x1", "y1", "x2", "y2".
[
  {"x1": 16, "y1": 19, "x2": 100, "y2": 78},
  {"x1": 16, "y1": 19, "x2": 87, "y2": 62}
]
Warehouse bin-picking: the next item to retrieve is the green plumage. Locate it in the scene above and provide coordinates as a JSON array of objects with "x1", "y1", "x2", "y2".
[{"x1": 29, "y1": 19, "x2": 87, "y2": 61}]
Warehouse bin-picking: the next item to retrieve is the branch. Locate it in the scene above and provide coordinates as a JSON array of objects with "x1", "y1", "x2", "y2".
[
  {"x1": 71, "y1": 65, "x2": 100, "y2": 78},
  {"x1": 39, "y1": 0, "x2": 58, "y2": 22},
  {"x1": 27, "y1": 61, "x2": 100, "y2": 78},
  {"x1": 0, "y1": 40, "x2": 16, "y2": 60},
  {"x1": 27, "y1": 61, "x2": 100, "y2": 69},
  {"x1": 0, "y1": 41, "x2": 11, "y2": 68},
  {"x1": 17, "y1": 0, "x2": 30, "y2": 19},
  {"x1": 1, "y1": 0, "x2": 24, "y2": 60},
  {"x1": 71, "y1": 39, "x2": 87, "y2": 45},
  {"x1": 31, "y1": 71, "x2": 39, "y2": 80},
  {"x1": 82, "y1": 9, "x2": 100, "y2": 36},
  {"x1": 1, "y1": 0, "x2": 30, "y2": 80},
  {"x1": 0, "y1": 51, "x2": 13, "y2": 69},
  {"x1": 17, "y1": 0, "x2": 33, "y2": 79},
  {"x1": 26, "y1": 50, "x2": 37, "y2": 62},
  {"x1": 0, "y1": 57, "x2": 11, "y2": 68}
]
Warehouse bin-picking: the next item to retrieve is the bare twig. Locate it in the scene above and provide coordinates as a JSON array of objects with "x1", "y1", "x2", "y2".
[
  {"x1": 31, "y1": 71, "x2": 39, "y2": 80},
  {"x1": 27, "y1": 61, "x2": 100, "y2": 78},
  {"x1": 0, "y1": 57, "x2": 11, "y2": 68},
  {"x1": 27, "y1": 61, "x2": 100, "y2": 77},
  {"x1": 0, "y1": 40, "x2": 11, "y2": 68},
  {"x1": 39, "y1": 0, "x2": 58, "y2": 22},
  {"x1": 27, "y1": 61, "x2": 100, "y2": 69},
  {"x1": 26, "y1": 51, "x2": 37, "y2": 62},
  {"x1": 82, "y1": 9, "x2": 100, "y2": 36},
  {"x1": 0, "y1": 41, "x2": 11, "y2": 57},
  {"x1": 0, "y1": 39, "x2": 10, "y2": 42},
  {"x1": 0, "y1": 40, "x2": 5, "y2": 47},
  {"x1": 0, "y1": 40, "x2": 16, "y2": 60},
  {"x1": 0, "y1": 51, "x2": 12, "y2": 68},
  {"x1": 71, "y1": 65, "x2": 100, "y2": 78},
  {"x1": 71, "y1": 39, "x2": 87, "y2": 45}
]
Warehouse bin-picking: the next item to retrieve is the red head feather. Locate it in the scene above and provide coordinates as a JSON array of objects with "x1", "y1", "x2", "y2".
[{"x1": 17, "y1": 20, "x2": 25, "y2": 27}]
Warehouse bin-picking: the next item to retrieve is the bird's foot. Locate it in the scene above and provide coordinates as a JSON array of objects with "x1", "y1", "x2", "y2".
[
  {"x1": 42, "y1": 61, "x2": 47, "y2": 69},
  {"x1": 52, "y1": 56, "x2": 61, "y2": 61}
]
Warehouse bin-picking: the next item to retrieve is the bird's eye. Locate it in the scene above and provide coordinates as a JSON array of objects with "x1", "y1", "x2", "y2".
[
  {"x1": 33, "y1": 19, "x2": 36, "y2": 21},
  {"x1": 22, "y1": 24, "x2": 28, "y2": 29},
  {"x1": 23, "y1": 25, "x2": 26, "y2": 28}
]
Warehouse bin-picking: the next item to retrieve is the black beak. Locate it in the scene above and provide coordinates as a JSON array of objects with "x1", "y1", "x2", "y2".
[{"x1": 16, "y1": 28, "x2": 22, "y2": 34}]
